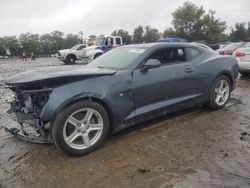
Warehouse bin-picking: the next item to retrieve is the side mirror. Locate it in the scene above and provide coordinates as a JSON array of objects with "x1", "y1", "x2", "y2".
[{"x1": 141, "y1": 59, "x2": 161, "y2": 72}]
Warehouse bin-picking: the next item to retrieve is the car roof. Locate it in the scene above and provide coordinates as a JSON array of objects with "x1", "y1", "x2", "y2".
[
  {"x1": 158, "y1": 38, "x2": 188, "y2": 42},
  {"x1": 123, "y1": 42, "x2": 202, "y2": 49}
]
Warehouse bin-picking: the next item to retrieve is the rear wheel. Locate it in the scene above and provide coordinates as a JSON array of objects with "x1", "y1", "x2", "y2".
[
  {"x1": 51, "y1": 101, "x2": 110, "y2": 156},
  {"x1": 207, "y1": 75, "x2": 231, "y2": 110}
]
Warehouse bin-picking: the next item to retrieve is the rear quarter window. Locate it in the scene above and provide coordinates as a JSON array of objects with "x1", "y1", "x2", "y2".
[{"x1": 189, "y1": 48, "x2": 201, "y2": 59}]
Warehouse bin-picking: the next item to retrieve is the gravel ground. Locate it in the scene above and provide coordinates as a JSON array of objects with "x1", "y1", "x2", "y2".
[{"x1": 0, "y1": 58, "x2": 250, "y2": 188}]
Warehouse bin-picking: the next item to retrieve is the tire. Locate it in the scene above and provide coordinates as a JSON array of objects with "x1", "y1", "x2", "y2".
[
  {"x1": 94, "y1": 53, "x2": 102, "y2": 59},
  {"x1": 51, "y1": 100, "x2": 110, "y2": 156},
  {"x1": 65, "y1": 55, "x2": 76, "y2": 64},
  {"x1": 207, "y1": 75, "x2": 231, "y2": 110}
]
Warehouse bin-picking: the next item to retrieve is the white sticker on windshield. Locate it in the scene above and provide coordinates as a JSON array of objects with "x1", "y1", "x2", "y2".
[{"x1": 128, "y1": 49, "x2": 145, "y2": 53}]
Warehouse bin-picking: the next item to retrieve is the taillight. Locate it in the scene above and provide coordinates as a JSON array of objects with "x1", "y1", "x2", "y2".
[{"x1": 235, "y1": 51, "x2": 246, "y2": 57}]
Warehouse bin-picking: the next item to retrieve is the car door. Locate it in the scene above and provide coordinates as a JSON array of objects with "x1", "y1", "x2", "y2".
[
  {"x1": 75, "y1": 45, "x2": 87, "y2": 57},
  {"x1": 102, "y1": 37, "x2": 113, "y2": 53},
  {"x1": 132, "y1": 47, "x2": 204, "y2": 121}
]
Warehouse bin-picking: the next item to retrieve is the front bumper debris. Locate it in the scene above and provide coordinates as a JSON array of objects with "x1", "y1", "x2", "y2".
[{"x1": 5, "y1": 127, "x2": 52, "y2": 144}]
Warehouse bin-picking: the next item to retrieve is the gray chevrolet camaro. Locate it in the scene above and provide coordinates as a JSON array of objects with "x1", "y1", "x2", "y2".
[{"x1": 5, "y1": 43, "x2": 239, "y2": 156}]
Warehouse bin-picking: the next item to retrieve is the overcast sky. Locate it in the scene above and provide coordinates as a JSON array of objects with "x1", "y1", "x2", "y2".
[{"x1": 0, "y1": 0, "x2": 249, "y2": 37}]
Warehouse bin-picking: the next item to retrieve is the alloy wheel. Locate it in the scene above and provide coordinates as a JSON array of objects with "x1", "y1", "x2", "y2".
[
  {"x1": 63, "y1": 108, "x2": 104, "y2": 150},
  {"x1": 214, "y1": 79, "x2": 230, "y2": 106}
]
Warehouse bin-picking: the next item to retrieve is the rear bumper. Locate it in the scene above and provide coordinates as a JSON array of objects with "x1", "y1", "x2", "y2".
[
  {"x1": 239, "y1": 68, "x2": 250, "y2": 73},
  {"x1": 238, "y1": 61, "x2": 250, "y2": 72}
]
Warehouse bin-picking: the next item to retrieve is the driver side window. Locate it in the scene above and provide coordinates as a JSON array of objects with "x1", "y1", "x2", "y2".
[
  {"x1": 149, "y1": 47, "x2": 187, "y2": 65},
  {"x1": 77, "y1": 45, "x2": 86, "y2": 51}
]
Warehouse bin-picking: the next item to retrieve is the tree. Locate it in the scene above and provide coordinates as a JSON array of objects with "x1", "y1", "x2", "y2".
[
  {"x1": 171, "y1": 1, "x2": 227, "y2": 43},
  {"x1": 230, "y1": 23, "x2": 247, "y2": 42},
  {"x1": 163, "y1": 28, "x2": 178, "y2": 38},
  {"x1": 172, "y1": 1, "x2": 205, "y2": 41},
  {"x1": 0, "y1": 36, "x2": 21, "y2": 56},
  {"x1": 63, "y1": 34, "x2": 82, "y2": 49},
  {"x1": 202, "y1": 10, "x2": 227, "y2": 43},
  {"x1": 49, "y1": 30, "x2": 64, "y2": 53},
  {"x1": 133, "y1": 26, "x2": 144, "y2": 44},
  {"x1": 144, "y1": 25, "x2": 160, "y2": 43},
  {"x1": 40, "y1": 34, "x2": 53, "y2": 55},
  {"x1": 246, "y1": 22, "x2": 250, "y2": 39},
  {"x1": 19, "y1": 33, "x2": 41, "y2": 54}
]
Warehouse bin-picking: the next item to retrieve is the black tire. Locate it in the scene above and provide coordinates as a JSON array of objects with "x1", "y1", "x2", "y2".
[
  {"x1": 207, "y1": 75, "x2": 231, "y2": 110},
  {"x1": 65, "y1": 55, "x2": 76, "y2": 64},
  {"x1": 51, "y1": 100, "x2": 110, "y2": 156},
  {"x1": 94, "y1": 53, "x2": 102, "y2": 59}
]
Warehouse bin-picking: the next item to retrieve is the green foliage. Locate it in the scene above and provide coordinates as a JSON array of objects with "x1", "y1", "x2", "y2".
[
  {"x1": 170, "y1": 1, "x2": 227, "y2": 43},
  {"x1": 247, "y1": 23, "x2": 250, "y2": 39},
  {"x1": 230, "y1": 23, "x2": 247, "y2": 42},
  {"x1": 133, "y1": 26, "x2": 144, "y2": 44},
  {"x1": 0, "y1": 36, "x2": 21, "y2": 56},
  {"x1": 172, "y1": 1, "x2": 205, "y2": 41},
  {"x1": 64, "y1": 34, "x2": 82, "y2": 49},
  {"x1": 144, "y1": 26, "x2": 160, "y2": 43},
  {"x1": 202, "y1": 10, "x2": 227, "y2": 43},
  {"x1": 19, "y1": 33, "x2": 41, "y2": 54},
  {"x1": 163, "y1": 28, "x2": 178, "y2": 38}
]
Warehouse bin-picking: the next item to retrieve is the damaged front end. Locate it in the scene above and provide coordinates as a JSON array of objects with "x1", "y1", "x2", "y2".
[{"x1": 5, "y1": 86, "x2": 53, "y2": 144}]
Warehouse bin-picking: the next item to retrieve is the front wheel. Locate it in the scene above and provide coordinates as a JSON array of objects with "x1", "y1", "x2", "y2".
[
  {"x1": 51, "y1": 101, "x2": 110, "y2": 156},
  {"x1": 65, "y1": 55, "x2": 76, "y2": 64},
  {"x1": 207, "y1": 75, "x2": 231, "y2": 110}
]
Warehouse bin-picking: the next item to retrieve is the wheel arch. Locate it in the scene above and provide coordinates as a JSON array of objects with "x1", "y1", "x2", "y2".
[
  {"x1": 215, "y1": 71, "x2": 234, "y2": 90},
  {"x1": 66, "y1": 53, "x2": 77, "y2": 59},
  {"x1": 47, "y1": 95, "x2": 114, "y2": 132},
  {"x1": 94, "y1": 53, "x2": 103, "y2": 58}
]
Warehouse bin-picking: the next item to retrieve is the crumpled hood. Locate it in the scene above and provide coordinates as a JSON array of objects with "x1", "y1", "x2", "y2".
[{"x1": 5, "y1": 65, "x2": 116, "y2": 87}]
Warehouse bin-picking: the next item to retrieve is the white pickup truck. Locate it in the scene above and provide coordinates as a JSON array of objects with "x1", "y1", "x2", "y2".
[{"x1": 57, "y1": 36, "x2": 123, "y2": 64}]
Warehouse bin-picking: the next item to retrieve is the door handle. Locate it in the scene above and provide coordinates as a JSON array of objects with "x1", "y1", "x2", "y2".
[{"x1": 185, "y1": 68, "x2": 195, "y2": 73}]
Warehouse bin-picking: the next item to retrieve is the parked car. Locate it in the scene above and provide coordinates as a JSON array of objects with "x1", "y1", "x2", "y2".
[
  {"x1": 191, "y1": 42, "x2": 214, "y2": 51},
  {"x1": 160, "y1": 39, "x2": 219, "y2": 50},
  {"x1": 234, "y1": 47, "x2": 250, "y2": 75},
  {"x1": 218, "y1": 42, "x2": 245, "y2": 55},
  {"x1": 58, "y1": 44, "x2": 88, "y2": 64},
  {"x1": 5, "y1": 43, "x2": 238, "y2": 156},
  {"x1": 57, "y1": 36, "x2": 123, "y2": 65}
]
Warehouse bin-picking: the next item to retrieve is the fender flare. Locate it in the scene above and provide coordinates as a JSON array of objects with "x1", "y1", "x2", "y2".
[
  {"x1": 41, "y1": 92, "x2": 113, "y2": 124},
  {"x1": 66, "y1": 53, "x2": 77, "y2": 60}
]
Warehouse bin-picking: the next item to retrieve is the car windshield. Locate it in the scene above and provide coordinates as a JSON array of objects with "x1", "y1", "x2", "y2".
[
  {"x1": 71, "y1": 44, "x2": 81, "y2": 50},
  {"x1": 95, "y1": 37, "x2": 105, "y2": 46},
  {"x1": 88, "y1": 47, "x2": 146, "y2": 70}
]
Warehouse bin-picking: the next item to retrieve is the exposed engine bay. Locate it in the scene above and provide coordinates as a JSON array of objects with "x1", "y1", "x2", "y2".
[{"x1": 6, "y1": 86, "x2": 53, "y2": 143}]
